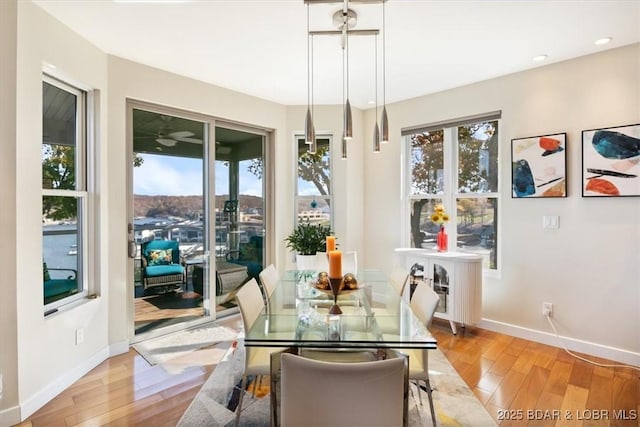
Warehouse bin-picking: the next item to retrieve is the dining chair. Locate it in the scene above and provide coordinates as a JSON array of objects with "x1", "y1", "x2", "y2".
[
  {"x1": 389, "y1": 265, "x2": 410, "y2": 298},
  {"x1": 315, "y1": 251, "x2": 329, "y2": 272},
  {"x1": 258, "y1": 263, "x2": 279, "y2": 299},
  {"x1": 234, "y1": 278, "x2": 285, "y2": 426},
  {"x1": 399, "y1": 282, "x2": 440, "y2": 426},
  {"x1": 280, "y1": 352, "x2": 407, "y2": 427},
  {"x1": 342, "y1": 250, "x2": 357, "y2": 275}
]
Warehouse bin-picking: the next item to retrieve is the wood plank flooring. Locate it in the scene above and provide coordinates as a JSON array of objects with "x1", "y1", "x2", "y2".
[{"x1": 17, "y1": 318, "x2": 640, "y2": 426}]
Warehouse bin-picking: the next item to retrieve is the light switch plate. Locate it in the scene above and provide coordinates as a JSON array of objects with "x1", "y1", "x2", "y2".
[{"x1": 543, "y1": 215, "x2": 559, "y2": 229}]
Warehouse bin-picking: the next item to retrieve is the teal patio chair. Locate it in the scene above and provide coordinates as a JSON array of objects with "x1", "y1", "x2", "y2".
[{"x1": 140, "y1": 239, "x2": 185, "y2": 294}]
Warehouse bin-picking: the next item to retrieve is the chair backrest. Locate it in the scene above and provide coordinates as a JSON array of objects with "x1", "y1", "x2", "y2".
[
  {"x1": 259, "y1": 264, "x2": 279, "y2": 298},
  {"x1": 342, "y1": 251, "x2": 357, "y2": 275},
  {"x1": 410, "y1": 283, "x2": 440, "y2": 328},
  {"x1": 141, "y1": 239, "x2": 180, "y2": 265},
  {"x1": 235, "y1": 278, "x2": 265, "y2": 334},
  {"x1": 315, "y1": 251, "x2": 329, "y2": 272},
  {"x1": 389, "y1": 265, "x2": 410, "y2": 297},
  {"x1": 280, "y1": 353, "x2": 406, "y2": 427}
]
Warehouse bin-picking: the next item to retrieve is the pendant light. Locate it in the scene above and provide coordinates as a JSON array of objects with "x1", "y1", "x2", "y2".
[
  {"x1": 305, "y1": 0, "x2": 388, "y2": 155},
  {"x1": 342, "y1": 2, "x2": 353, "y2": 141},
  {"x1": 379, "y1": 0, "x2": 389, "y2": 144},
  {"x1": 373, "y1": 32, "x2": 381, "y2": 153},
  {"x1": 308, "y1": 35, "x2": 318, "y2": 154},
  {"x1": 305, "y1": 3, "x2": 316, "y2": 147}
]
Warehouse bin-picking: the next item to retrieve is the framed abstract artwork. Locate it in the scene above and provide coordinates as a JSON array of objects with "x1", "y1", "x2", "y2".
[
  {"x1": 582, "y1": 124, "x2": 640, "y2": 197},
  {"x1": 511, "y1": 133, "x2": 567, "y2": 198}
]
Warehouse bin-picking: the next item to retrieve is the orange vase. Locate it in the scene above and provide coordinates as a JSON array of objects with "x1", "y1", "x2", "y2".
[{"x1": 437, "y1": 226, "x2": 448, "y2": 252}]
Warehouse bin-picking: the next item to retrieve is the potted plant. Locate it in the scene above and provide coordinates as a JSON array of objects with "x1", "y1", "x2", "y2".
[{"x1": 285, "y1": 221, "x2": 333, "y2": 270}]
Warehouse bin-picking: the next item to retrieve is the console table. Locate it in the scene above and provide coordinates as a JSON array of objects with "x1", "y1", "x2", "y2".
[{"x1": 394, "y1": 248, "x2": 482, "y2": 334}]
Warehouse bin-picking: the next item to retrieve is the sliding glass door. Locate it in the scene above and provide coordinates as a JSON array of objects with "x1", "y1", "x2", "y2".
[
  {"x1": 130, "y1": 105, "x2": 211, "y2": 337},
  {"x1": 213, "y1": 125, "x2": 266, "y2": 312}
]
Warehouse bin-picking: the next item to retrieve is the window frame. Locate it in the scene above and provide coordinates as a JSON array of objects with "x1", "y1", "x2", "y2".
[
  {"x1": 403, "y1": 114, "x2": 501, "y2": 271},
  {"x1": 42, "y1": 74, "x2": 94, "y2": 312}
]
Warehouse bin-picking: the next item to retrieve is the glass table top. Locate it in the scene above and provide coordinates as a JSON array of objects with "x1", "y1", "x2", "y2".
[{"x1": 243, "y1": 269, "x2": 437, "y2": 350}]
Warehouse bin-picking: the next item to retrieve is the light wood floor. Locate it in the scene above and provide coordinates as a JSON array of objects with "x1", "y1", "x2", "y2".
[{"x1": 18, "y1": 318, "x2": 640, "y2": 426}]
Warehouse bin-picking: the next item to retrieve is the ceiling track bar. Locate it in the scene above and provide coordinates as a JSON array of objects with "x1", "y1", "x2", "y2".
[{"x1": 309, "y1": 29, "x2": 379, "y2": 36}]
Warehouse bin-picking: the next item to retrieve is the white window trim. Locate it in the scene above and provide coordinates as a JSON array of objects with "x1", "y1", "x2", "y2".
[
  {"x1": 42, "y1": 74, "x2": 95, "y2": 312},
  {"x1": 402, "y1": 118, "x2": 501, "y2": 272}
]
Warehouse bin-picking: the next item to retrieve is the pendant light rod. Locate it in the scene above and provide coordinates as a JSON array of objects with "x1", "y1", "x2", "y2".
[
  {"x1": 379, "y1": 0, "x2": 389, "y2": 143},
  {"x1": 343, "y1": 0, "x2": 353, "y2": 141},
  {"x1": 305, "y1": 2, "x2": 316, "y2": 147},
  {"x1": 309, "y1": 35, "x2": 317, "y2": 153}
]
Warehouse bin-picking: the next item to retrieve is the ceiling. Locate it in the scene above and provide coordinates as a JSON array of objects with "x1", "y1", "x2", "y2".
[{"x1": 33, "y1": 0, "x2": 640, "y2": 110}]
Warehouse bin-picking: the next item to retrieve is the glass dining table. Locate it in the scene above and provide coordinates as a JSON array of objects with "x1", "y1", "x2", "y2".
[
  {"x1": 244, "y1": 269, "x2": 437, "y2": 351},
  {"x1": 244, "y1": 269, "x2": 437, "y2": 426}
]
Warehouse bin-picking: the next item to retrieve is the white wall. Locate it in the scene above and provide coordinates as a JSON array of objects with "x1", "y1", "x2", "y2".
[
  {"x1": 13, "y1": 1, "x2": 110, "y2": 421},
  {"x1": 363, "y1": 43, "x2": 640, "y2": 364},
  {"x1": 0, "y1": 0, "x2": 19, "y2": 425}
]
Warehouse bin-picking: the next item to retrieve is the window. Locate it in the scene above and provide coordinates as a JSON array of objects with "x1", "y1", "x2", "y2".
[
  {"x1": 404, "y1": 113, "x2": 500, "y2": 269},
  {"x1": 295, "y1": 135, "x2": 332, "y2": 227},
  {"x1": 42, "y1": 76, "x2": 91, "y2": 310}
]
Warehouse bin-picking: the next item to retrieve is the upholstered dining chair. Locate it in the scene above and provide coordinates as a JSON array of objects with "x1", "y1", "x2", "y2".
[
  {"x1": 234, "y1": 278, "x2": 285, "y2": 426},
  {"x1": 342, "y1": 250, "x2": 358, "y2": 275},
  {"x1": 389, "y1": 265, "x2": 410, "y2": 299},
  {"x1": 399, "y1": 283, "x2": 440, "y2": 426},
  {"x1": 314, "y1": 251, "x2": 329, "y2": 272},
  {"x1": 280, "y1": 352, "x2": 407, "y2": 427},
  {"x1": 258, "y1": 263, "x2": 279, "y2": 299}
]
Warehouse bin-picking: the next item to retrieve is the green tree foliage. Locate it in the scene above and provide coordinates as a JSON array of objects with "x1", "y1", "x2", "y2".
[
  {"x1": 409, "y1": 121, "x2": 498, "y2": 253},
  {"x1": 298, "y1": 144, "x2": 331, "y2": 202},
  {"x1": 409, "y1": 131, "x2": 443, "y2": 247},
  {"x1": 42, "y1": 144, "x2": 76, "y2": 220}
]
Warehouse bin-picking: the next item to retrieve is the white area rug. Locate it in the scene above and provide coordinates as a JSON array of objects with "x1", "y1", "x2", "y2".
[
  {"x1": 178, "y1": 341, "x2": 498, "y2": 427},
  {"x1": 132, "y1": 323, "x2": 239, "y2": 366}
]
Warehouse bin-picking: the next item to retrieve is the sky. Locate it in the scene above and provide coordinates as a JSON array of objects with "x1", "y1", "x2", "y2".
[{"x1": 133, "y1": 153, "x2": 263, "y2": 197}]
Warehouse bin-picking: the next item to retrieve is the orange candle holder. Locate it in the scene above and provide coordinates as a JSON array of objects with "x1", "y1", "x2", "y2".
[{"x1": 328, "y1": 277, "x2": 344, "y2": 315}]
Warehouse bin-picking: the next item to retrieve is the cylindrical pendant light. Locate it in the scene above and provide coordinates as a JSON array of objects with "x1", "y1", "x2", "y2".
[
  {"x1": 380, "y1": 0, "x2": 389, "y2": 144},
  {"x1": 342, "y1": 133, "x2": 348, "y2": 159},
  {"x1": 373, "y1": 122, "x2": 380, "y2": 153}
]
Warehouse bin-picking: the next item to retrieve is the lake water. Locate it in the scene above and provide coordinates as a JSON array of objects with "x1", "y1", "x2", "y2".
[{"x1": 43, "y1": 226, "x2": 78, "y2": 275}]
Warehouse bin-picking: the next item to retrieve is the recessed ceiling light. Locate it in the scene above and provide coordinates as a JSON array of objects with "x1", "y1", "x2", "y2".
[
  {"x1": 595, "y1": 37, "x2": 612, "y2": 46},
  {"x1": 367, "y1": 100, "x2": 375, "y2": 105},
  {"x1": 533, "y1": 54, "x2": 548, "y2": 62}
]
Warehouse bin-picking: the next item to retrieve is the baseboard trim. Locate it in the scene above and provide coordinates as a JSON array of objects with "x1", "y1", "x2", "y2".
[
  {"x1": 0, "y1": 404, "x2": 21, "y2": 427},
  {"x1": 19, "y1": 346, "x2": 111, "y2": 421},
  {"x1": 478, "y1": 318, "x2": 640, "y2": 367}
]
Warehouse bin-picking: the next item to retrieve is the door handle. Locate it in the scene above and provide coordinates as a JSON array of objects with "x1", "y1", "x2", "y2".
[{"x1": 128, "y1": 240, "x2": 137, "y2": 258}]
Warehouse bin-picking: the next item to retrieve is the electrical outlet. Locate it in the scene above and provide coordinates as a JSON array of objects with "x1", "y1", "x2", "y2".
[
  {"x1": 542, "y1": 302, "x2": 553, "y2": 317},
  {"x1": 75, "y1": 328, "x2": 84, "y2": 345}
]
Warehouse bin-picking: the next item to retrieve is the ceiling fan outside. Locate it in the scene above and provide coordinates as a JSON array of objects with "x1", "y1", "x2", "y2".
[{"x1": 155, "y1": 130, "x2": 202, "y2": 147}]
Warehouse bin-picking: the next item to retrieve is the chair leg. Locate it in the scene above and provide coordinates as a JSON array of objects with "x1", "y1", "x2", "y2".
[
  {"x1": 424, "y1": 379, "x2": 437, "y2": 427},
  {"x1": 235, "y1": 375, "x2": 248, "y2": 427},
  {"x1": 414, "y1": 380, "x2": 423, "y2": 406},
  {"x1": 253, "y1": 375, "x2": 261, "y2": 398}
]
